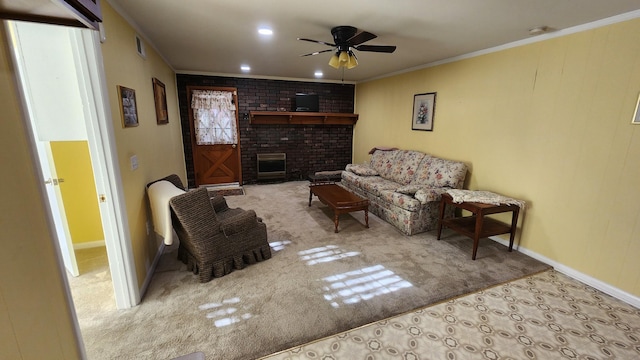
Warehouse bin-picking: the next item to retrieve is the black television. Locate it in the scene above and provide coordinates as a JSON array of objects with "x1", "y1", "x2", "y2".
[{"x1": 295, "y1": 93, "x2": 319, "y2": 112}]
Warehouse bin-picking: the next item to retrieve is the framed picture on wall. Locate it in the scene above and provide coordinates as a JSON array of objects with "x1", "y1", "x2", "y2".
[
  {"x1": 118, "y1": 86, "x2": 139, "y2": 128},
  {"x1": 632, "y1": 92, "x2": 640, "y2": 125},
  {"x1": 152, "y1": 78, "x2": 169, "y2": 125},
  {"x1": 412, "y1": 92, "x2": 436, "y2": 131}
]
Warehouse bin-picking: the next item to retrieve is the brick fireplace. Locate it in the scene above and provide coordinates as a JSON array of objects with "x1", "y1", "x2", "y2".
[{"x1": 176, "y1": 74, "x2": 355, "y2": 187}]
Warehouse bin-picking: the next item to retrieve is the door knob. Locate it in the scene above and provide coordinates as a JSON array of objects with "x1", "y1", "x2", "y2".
[{"x1": 232, "y1": 144, "x2": 237, "y2": 148}]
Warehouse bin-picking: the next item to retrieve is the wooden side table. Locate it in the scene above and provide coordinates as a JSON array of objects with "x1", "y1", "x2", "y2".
[{"x1": 437, "y1": 193, "x2": 520, "y2": 260}]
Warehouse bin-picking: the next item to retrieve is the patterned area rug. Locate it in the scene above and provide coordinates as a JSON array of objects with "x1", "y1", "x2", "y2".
[{"x1": 262, "y1": 269, "x2": 640, "y2": 360}]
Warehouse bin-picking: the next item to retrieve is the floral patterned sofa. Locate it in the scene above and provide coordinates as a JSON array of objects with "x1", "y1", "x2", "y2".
[{"x1": 340, "y1": 149, "x2": 468, "y2": 235}]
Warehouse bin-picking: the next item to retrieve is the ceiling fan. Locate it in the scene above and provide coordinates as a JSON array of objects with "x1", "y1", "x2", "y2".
[{"x1": 298, "y1": 26, "x2": 396, "y2": 69}]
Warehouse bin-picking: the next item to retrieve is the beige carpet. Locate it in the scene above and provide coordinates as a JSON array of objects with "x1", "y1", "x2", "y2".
[{"x1": 72, "y1": 181, "x2": 550, "y2": 359}]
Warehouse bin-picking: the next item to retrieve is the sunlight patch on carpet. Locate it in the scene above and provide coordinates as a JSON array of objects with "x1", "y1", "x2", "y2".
[
  {"x1": 270, "y1": 240, "x2": 292, "y2": 252},
  {"x1": 320, "y1": 265, "x2": 413, "y2": 308},
  {"x1": 298, "y1": 245, "x2": 360, "y2": 265},
  {"x1": 199, "y1": 297, "x2": 253, "y2": 327}
]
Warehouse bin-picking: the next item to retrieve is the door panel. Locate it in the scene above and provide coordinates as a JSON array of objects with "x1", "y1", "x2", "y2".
[
  {"x1": 187, "y1": 86, "x2": 242, "y2": 187},
  {"x1": 38, "y1": 141, "x2": 79, "y2": 276},
  {"x1": 194, "y1": 144, "x2": 240, "y2": 185}
]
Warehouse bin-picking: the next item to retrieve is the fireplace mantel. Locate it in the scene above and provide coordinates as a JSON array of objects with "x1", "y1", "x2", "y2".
[{"x1": 249, "y1": 111, "x2": 358, "y2": 125}]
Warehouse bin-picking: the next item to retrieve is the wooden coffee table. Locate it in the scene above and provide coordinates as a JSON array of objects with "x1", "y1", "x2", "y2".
[{"x1": 309, "y1": 184, "x2": 369, "y2": 233}]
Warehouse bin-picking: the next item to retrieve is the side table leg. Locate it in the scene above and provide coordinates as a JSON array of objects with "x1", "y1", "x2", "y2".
[
  {"x1": 436, "y1": 198, "x2": 446, "y2": 240},
  {"x1": 334, "y1": 212, "x2": 339, "y2": 233},
  {"x1": 364, "y1": 209, "x2": 369, "y2": 228},
  {"x1": 508, "y1": 208, "x2": 520, "y2": 252},
  {"x1": 472, "y1": 213, "x2": 483, "y2": 260},
  {"x1": 309, "y1": 188, "x2": 312, "y2": 207}
]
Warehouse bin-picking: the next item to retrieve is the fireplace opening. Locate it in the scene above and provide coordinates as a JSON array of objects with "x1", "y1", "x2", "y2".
[{"x1": 257, "y1": 153, "x2": 286, "y2": 181}]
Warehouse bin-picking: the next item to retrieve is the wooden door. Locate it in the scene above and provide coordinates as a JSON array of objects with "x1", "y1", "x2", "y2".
[{"x1": 187, "y1": 86, "x2": 242, "y2": 186}]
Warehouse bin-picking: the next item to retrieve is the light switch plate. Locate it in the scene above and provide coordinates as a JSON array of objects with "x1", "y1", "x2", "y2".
[{"x1": 130, "y1": 155, "x2": 138, "y2": 170}]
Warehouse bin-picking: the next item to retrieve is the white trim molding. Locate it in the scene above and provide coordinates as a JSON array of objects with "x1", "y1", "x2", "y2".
[
  {"x1": 73, "y1": 240, "x2": 106, "y2": 250},
  {"x1": 489, "y1": 236, "x2": 640, "y2": 309}
]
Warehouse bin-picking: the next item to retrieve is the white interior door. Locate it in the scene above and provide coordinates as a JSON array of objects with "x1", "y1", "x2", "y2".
[{"x1": 35, "y1": 141, "x2": 79, "y2": 277}]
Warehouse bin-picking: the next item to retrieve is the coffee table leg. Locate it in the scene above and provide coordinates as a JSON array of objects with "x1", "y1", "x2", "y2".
[
  {"x1": 334, "y1": 212, "x2": 339, "y2": 233},
  {"x1": 364, "y1": 209, "x2": 369, "y2": 228}
]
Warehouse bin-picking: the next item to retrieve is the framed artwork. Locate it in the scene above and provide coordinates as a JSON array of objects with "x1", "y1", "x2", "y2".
[
  {"x1": 152, "y1": 78, "x2": 169, "y2": 124},
  {"x1": 632, "y1": 92, "x2": 640, "y2": 125},
  {"x1": 118, "y1": 86, "x2": 139, "y2": 128},
  {"x1": 412, "y1": 92, "x2": 436, "y2": 131}
]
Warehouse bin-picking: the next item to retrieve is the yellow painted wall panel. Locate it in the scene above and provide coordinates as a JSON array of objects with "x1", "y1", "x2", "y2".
[
  {"x1": 50, "y1": 141, "x2": 104, "y2": 244},
  {"x1": 100, "y1": 2, "x2": 186, "y2": 287},
  {"x1": 355, "y1": 18, "x2": 640, "y2": 297}
]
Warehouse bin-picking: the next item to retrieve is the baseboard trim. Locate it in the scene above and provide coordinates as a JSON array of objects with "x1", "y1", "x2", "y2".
[
  {"x1": 73, "y1": 240, "x2": 105, "y2": 250},
  {"x1": 139, "y1": 241, "x2": 166, "y2": 299},
  {"x1": 489, "y1": 236, "x2": 640, "y2": 308}
]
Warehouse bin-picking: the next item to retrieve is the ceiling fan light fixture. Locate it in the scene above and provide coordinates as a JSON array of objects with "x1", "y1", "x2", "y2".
[
  {"x1": 347, "y1": 52, "x2": 358, "y2": 69},
  {"x1": 328, "y1": 53, "x2": 340, "y2": 69},
  {"x1": 338, "y1": 51, "x2": 349, "y2": 66}
]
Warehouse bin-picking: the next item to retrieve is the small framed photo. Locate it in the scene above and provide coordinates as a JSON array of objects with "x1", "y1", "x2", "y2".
[
  {"x1": 412, "y1": 92, "x2": 436, "y2": 131},
  {"x1": 632, "y1": 93, "x2": 640, "y2": 125},
  {"x1": 117, "y1": 86, "x2": 139, "y2": 128},
  {"x1": 152, "y1": 78, "x2": 168, "y2": 125}
]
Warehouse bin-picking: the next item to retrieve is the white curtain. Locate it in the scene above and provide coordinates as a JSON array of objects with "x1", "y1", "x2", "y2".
[{"x1": 191, "y1": 90, "x2": 237, "y2": 145}]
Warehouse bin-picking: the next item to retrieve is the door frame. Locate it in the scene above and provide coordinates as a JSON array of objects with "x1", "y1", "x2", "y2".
[
  {"x1": 186, "y1": 85, "x2": 242, "y2": 187},
  {"x1": 6, "y1": 22, "x2": 139, "y2": 309}
]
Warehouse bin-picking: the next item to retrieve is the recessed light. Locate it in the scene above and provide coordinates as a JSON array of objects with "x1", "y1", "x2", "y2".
[
  {"x1": 314, "y1": 71, "x2": 323, "y2": 78},
  {"x1": 241, "y1": 65, "x2": 251, "y2": 72},
  {"x1": 258, "y1": 28, "x2": 273, "y2": 36}
]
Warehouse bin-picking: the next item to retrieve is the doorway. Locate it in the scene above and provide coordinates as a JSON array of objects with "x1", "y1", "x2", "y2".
[
  {"x1": 187, "y1": 86, "x2": 242, "y2": 186},
  {"x1": 7, "y1": 21, "x2": 139, "y2": 309}
]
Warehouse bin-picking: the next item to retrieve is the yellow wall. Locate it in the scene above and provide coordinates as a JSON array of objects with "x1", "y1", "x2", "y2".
[
  {"x1": 100, "y1": 2, "x2": 186, "y2": 287},
  {"x1": 51, "y1": 141, "x2": 104, "y2": 245},
  {"x1": 355, "y1": 19, "x2": 640, "y2": 297},
  {"x1": 0, "y1": 24, "x2": 82, "y2": 360}
]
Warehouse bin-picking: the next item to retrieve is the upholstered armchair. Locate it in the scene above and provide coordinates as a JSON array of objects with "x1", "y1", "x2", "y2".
[{"x1": 169, "y1": 187, "x2": 271, "y2": 282}]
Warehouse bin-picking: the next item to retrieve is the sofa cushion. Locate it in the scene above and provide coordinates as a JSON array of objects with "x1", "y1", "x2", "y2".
[
  {"x1": 341, "y1": 171, "x2": 399, "y2": 196},
  {"x1": 378, "y1": 190, "x2": 422, "y2": 212},
  {"x1": 414, "y1": 188, "x2": 449, "y2": 204},
  {"x1": 410, "y1": 154, "x2": 434, "y2": 185},
  {"x1": 395, "y1": 184, "x2": 423, "y2": 195},
  {"x1": 369, "y1": 150, "x2": 399, "y2": 178},
  {"x1": 387, "y1": 150, "x2": 426, "y2": 185},
  {"x1": 345, "y1": 163, "x2": 379, "y2": 176},
  {"x1": 425, "y1": 158, "x2": 467, "y2": 188},
  {"x1": 359, "y1": 177, "x2": 400, "y2": 196},
  {"x1": 411, "y1": 156, "x2": 467, "y2": 189}
]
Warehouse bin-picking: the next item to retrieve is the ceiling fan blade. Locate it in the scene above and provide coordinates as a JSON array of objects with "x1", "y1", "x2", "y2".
[
  {"x1": 297, "y1": 38, "x2": 336, "y2": 47},
  {"x1": 347, "y1": 31, "x2": 377, "y2": 46},
  {"x1": 354, "y1": 44, "x2": 397, "y2": 53},
  {"x1": 300, "y1": 49, "x2": 334, "y2": 57}
]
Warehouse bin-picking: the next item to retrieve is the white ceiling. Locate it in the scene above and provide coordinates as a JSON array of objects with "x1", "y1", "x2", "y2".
[{"x1": 107, "y1": 0, "x2": 640, "y2": 83}]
